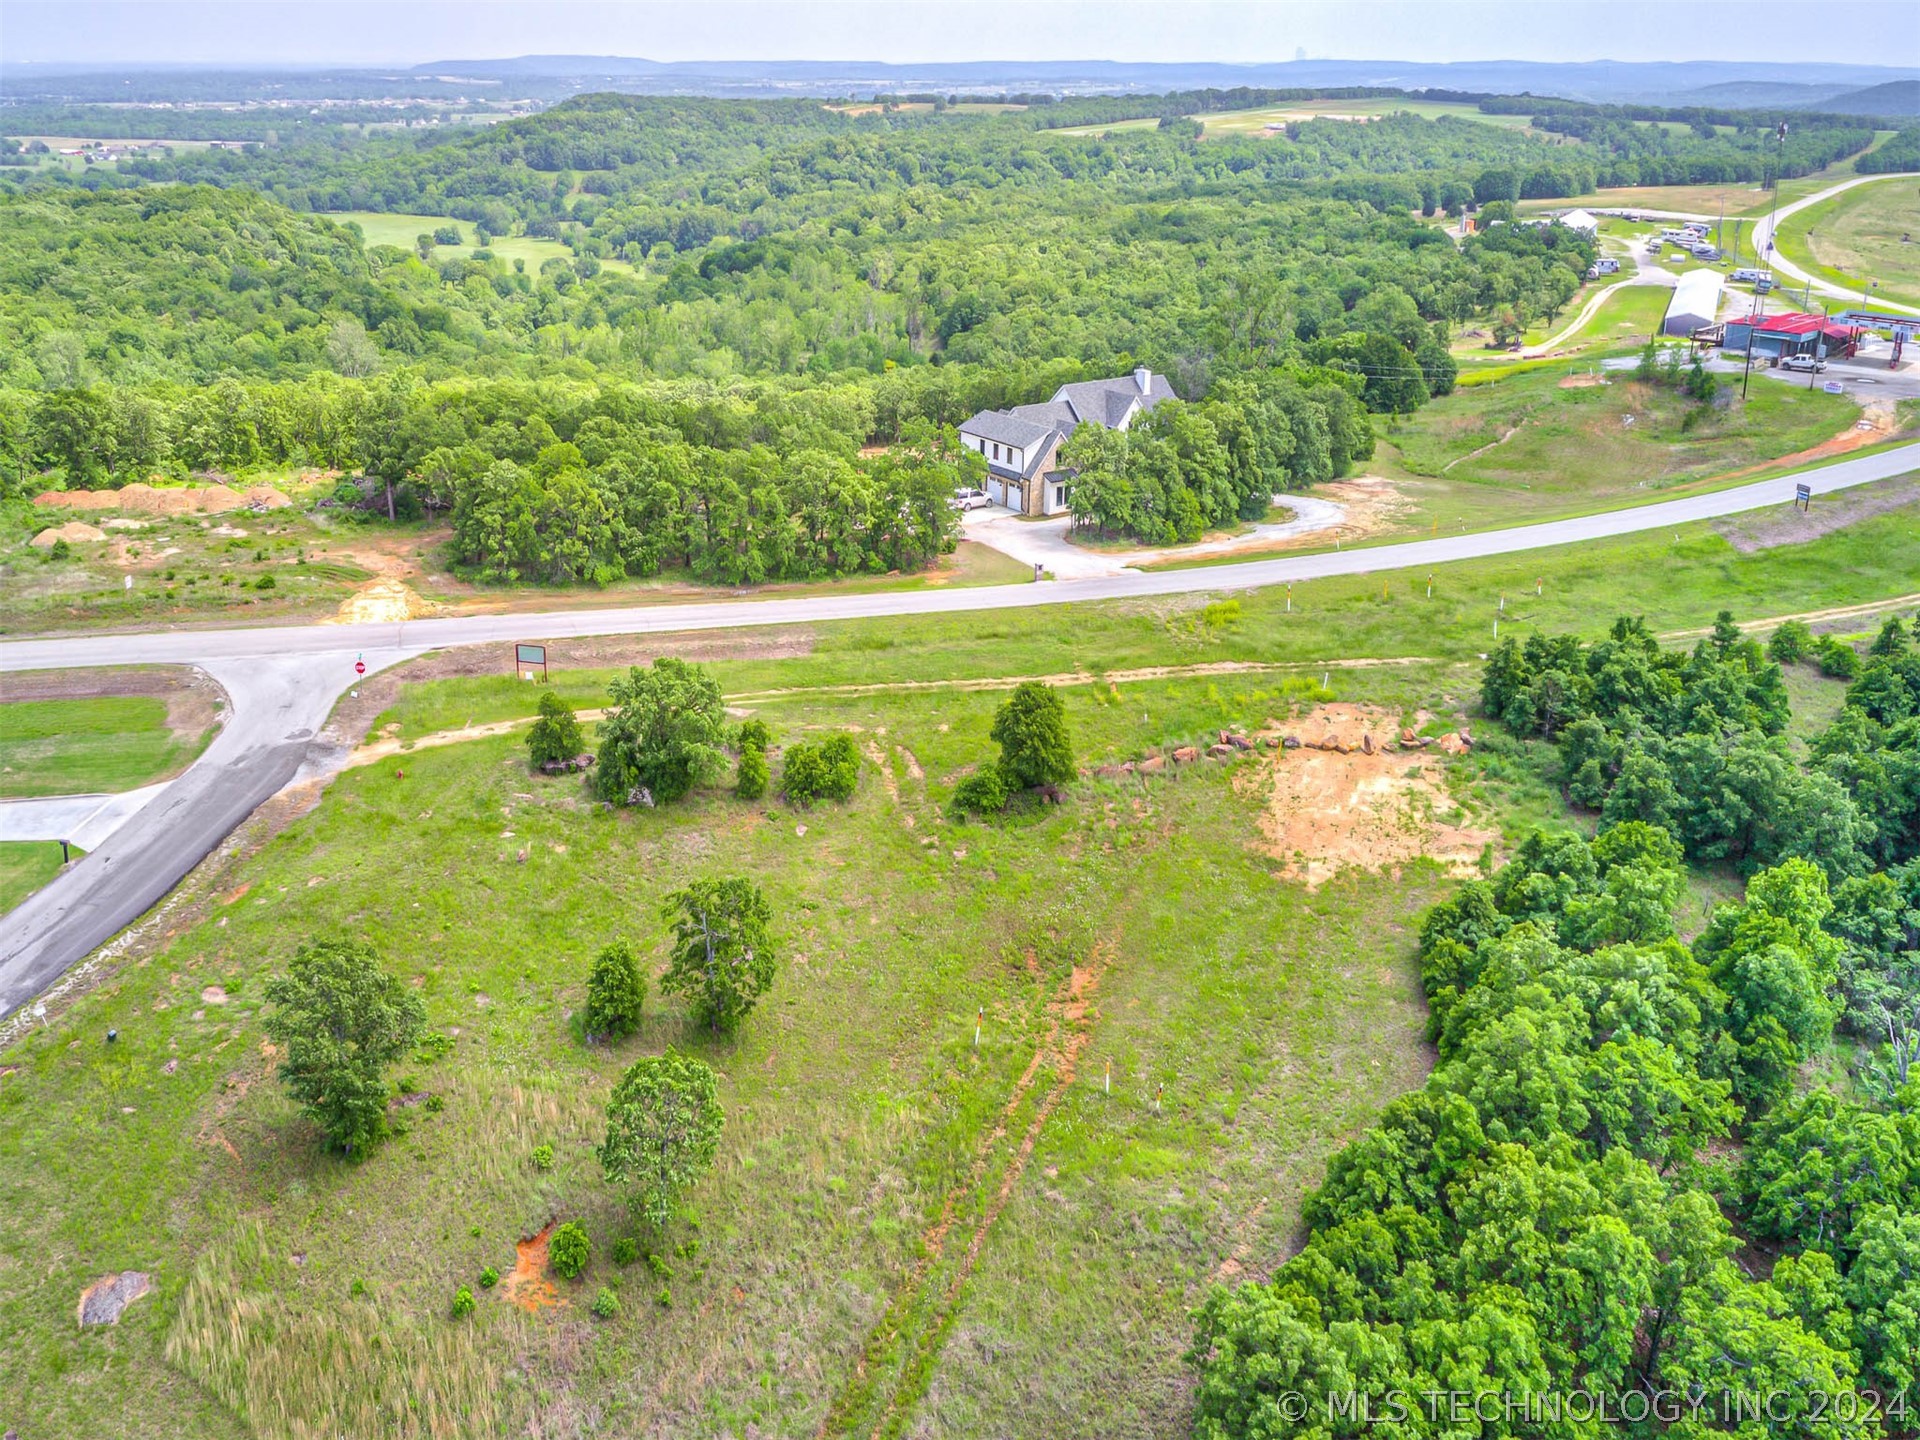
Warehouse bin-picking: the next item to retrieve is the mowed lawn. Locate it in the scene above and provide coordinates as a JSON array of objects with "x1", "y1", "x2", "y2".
[
  {"x1": 1775, "y1": 176, "x2": 1920, "y2": 311},
  {"x1": 0, "y1": 661, "x2": 1492, "y2": 1439},
  {"x1": 0, "y1": 841, "x2": 77, "y2": 914},
  {"x1": 0, "y1": 696, "x2": 212, "y2": 799}
]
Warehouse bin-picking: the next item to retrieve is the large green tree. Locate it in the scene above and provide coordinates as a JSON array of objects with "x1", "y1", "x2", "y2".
[
  {"x1": 594, "y1": 659, "x2": 727, "y2": 805},
  {"x1": 599, "y1": 1051, "x2": 725, "y2": 1232},
  {"x1": 659, "y1": 877, "x2": 777, "y2": 1035},
  {"x1": 261, "y1": 938, "x2": 426, "y2": 1154}
]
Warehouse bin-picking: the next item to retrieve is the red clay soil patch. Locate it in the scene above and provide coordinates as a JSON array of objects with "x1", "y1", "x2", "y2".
[
  {"x1": 498, "y1": 1222, "x2": 567, "y2": 1313},
  {"x1": 37, "y1": 482, "x2": 291, "y2": 515},
  {"x1": 1243, "y1": 704, "x2": 1497, "y2": 889},
  {"x1": 1558, "y1": 373, "x2": 1607, "y2": 388},
  {"x1": 1718, "y1": 400, "x2": 1901, "y2": 482}
]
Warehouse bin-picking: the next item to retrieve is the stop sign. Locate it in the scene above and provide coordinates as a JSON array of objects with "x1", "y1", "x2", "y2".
[{"x1": 354, "y1": 660, "x2": 366, "y2": 675}]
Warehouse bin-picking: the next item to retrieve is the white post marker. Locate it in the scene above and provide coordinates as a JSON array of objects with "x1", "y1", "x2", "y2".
[
  {"x1": 124, "y1": 574, "x2": 132, "y2": 591},
  {"x1": 1105, "y1": 1059, "x2": 1111, "y2": 1095},
  {"x1": 975, "y1": 1005, "x2": 982, "y2": 1050}
]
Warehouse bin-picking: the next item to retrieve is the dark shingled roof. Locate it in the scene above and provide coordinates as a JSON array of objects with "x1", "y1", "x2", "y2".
[
  {"x1": 960, "y1": 370, "x2": 1181, "y2": 485},
  {"x1": 960, "y1": 410, "x2": 1056, "y2": 448}
]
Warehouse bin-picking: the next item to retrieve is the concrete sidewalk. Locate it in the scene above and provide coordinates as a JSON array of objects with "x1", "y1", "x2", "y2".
[{"x1": 0, "y1": 782, "x2": 173, "y2": 851}]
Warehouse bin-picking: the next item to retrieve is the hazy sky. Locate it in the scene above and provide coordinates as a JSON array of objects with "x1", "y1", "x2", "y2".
[{"x1": 3, "y1": 0, "x2": 1916, "y2": 69}]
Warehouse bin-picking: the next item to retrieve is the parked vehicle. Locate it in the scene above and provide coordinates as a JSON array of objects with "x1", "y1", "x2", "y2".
[
  {"x1": 1780, "y1": 354, "x2": 1826, "y2": 373},
  {"x1": 1690, "y1": 243, "x2": 1720, "y2": 260},
  {"x1": 1729, "y1": 268, "x2": 1765, "y2": 284},
  {"x1": 1586, "y1": 257, "x2": 1620, "y2": 277},
  {"x1": 951, "y1": 487, "x2": 992, "y2": 511}
]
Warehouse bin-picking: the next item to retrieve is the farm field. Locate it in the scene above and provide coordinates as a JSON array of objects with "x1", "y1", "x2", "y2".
[
  {"x1": 1773, "y1": 175, "x2": 1920, "y2": 310},
  {"x1": 1050, "y1": 97, "x2": 1537, "y2": 139}
]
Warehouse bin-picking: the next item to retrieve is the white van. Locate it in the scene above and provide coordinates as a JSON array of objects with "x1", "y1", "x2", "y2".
[{"x1": 1730, "y1": 268, "x2": 1766, "y2": 284}]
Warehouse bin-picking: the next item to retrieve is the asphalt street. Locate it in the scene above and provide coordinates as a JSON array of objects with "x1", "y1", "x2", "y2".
[{"x1": 3, "y1": 437, "x2": 1919, "y2": 1016}]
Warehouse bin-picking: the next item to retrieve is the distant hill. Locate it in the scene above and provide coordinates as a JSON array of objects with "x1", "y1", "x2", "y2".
[
  {"x1": 1815, "y1": 79, "x2": 1920, "y2": 116},
  {"x1": 1671, "y1": 81, "x2": 1856, "y2": 108}
]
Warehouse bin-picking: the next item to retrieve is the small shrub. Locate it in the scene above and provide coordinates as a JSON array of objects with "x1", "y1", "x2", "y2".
[
  {"x1": 646, "y1": 1251, "x2": 673, "y2": 1278},
  {"x1": 424, "y1": 1093, "x2": 445, "y2": 1113},
  {"x1": 737, "y1": 719, "x2": 772, "y2": 753},
  {"x1": 582, "y1": 940, "x2": 646, "y2": 1042},
  {"x1": 735, "y1": 745, "x2": 769, "y2": 800},
  {"x1": 655, "y1": 1285, "x2": 673, "y2": 1309},
  {"x1": 349, "y1": 1278, "x2": 367, "y2": 1298},
  {"x1": 451, "y1": 1285, "x2": 475, "y2": 1319},
  {"x1": 781, "y1": 742, "x2": 827, "y2": 803},
  {"x1": 950, "y1": 770, "x2": 1009, "y2": 819},
  {"x1": 611, "y1": 1237, "x2": 638, "y2": 1267},
  {"x1": 531, "y1": 1143, "x2": 555, "y2": 1171},
  {"x1": 591, "y1": 1286, "x2": 620, "y2": 1319},
  {"x1": 415, "y1": 1031, "x2": 454, "y2": 1063},
  {"x1": 548, "y1": 1221, "x2": 591, "y2": 1279},
  {"x1": 817, "y1": 734, "x2": 860, "y2": 800},
  {"x1": 528, "y1": 689, "x2": 585, "y2": 768},
  {"x1": 45, "y1": 539, "x2": 71, "y2": 562},
  {"x1": 1816, "y1": 635, "x2": 1861, "y2": 680},
  {"x1": 1766, "y1": 619, "x2": 1813, "y2": 665},
  {"x1": 254, "y1": 572, "x2": 276, "y2": 590},
  {"x1": 479, "y1": 1266, "x2": 500, "y2": 1289}
]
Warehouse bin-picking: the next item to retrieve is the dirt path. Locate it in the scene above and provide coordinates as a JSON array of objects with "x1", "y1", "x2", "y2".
[
  {"x1": 1442, "y1": 424, "x2": 1524, "y2": 475},
  {"x1": 342, "y1": 657, "x2": 1440, "y2": 771},
  {"x1": 818, "y1": 946, "x2": 1112, "y2": 1440},
  {"x1": 1664, "y1": 591, "x2": 1920, "y2": 641}
]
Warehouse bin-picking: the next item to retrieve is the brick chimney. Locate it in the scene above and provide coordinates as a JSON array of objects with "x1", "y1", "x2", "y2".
[{"x1": 1133, "y1": 366, "x2": 1152, "y2": 393}]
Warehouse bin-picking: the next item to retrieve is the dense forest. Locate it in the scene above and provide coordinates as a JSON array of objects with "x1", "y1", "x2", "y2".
[{"x1": 1193, "y1": 621, "x2": 1920, "y2": 1433}]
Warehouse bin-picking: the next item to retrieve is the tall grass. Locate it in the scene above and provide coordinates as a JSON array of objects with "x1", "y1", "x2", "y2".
[{"x1": 166, "y1": 1222, "x2": 511, "y2": 1439}]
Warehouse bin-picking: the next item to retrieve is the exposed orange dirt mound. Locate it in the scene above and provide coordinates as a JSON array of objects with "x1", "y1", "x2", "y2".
[
  {"x1": 498, "y1": 1222, "x2": 566, "y2": 1313},
  {"x1": 1243, "y1": 703, "x2": 1497, "y2": 888}
]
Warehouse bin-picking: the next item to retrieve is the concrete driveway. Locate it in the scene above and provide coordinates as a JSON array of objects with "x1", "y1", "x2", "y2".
[{"x1": 961, "y1": 494, "x2": 1347, "y2": 578}]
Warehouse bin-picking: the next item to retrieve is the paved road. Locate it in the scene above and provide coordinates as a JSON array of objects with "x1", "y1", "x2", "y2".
[
  {"x1": 1750, "y1": 173, "x2": 1920, "y2": 318},
  {"x1": 5, "y1": 438, "x2": 1920, "y2": 1017}
]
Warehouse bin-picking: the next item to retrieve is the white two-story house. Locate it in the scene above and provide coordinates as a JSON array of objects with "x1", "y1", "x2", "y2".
[{"x1": 957, "y1": 367, "x2": 1178, "y2": 517}]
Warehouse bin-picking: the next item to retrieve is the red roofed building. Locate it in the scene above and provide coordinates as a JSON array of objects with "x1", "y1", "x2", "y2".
[{"x1": 1723, "y1": 311, "x2": 1858, "y2": 361}]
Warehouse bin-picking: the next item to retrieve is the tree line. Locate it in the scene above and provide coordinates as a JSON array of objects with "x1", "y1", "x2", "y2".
[{"x1": 1193, "y1": 613, "x2": 1920, "y2": 1430}]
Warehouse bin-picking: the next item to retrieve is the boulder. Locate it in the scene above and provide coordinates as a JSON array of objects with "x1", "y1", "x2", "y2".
[
  {"x1": 1360, "y1": 733, "x2": 1374, "y2": 755},
  {"x1": 1226, "y1": 733, "x2": 1255, "y2": 751},
  {"x1": 1137, "y1": 754, "x2": 1166, "y2": 774},
  {"x1": 1207, "y1": 743, "x2": 1234, "y2": 758},
  {"x1": 1281, "y1": 735, "x2": 1301, "y2": 750},
  {"x1": 1172, "y1": 746, "x2": 1200, "y2": 764}
]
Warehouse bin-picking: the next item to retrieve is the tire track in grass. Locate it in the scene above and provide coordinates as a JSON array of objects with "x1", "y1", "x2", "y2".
[{"x1": 818, "y1": 946, "x2": 1111, "y2": 1440}]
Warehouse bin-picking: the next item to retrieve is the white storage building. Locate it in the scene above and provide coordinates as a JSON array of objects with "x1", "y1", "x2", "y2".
[
  {"x1": 1663, "y1": 270, "x2": 1724, "y2": 336},
  {"x1": 1557, "y1": 208, "x2": 1599, "y2": 235}
]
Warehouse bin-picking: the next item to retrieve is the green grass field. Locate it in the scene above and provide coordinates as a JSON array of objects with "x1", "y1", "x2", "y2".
[
  {"x1": 1368, "y1": 362, "x2": 1861, "y2": 535},
  {"x1": 1050, "y1": 98, "x2": 1535, "y2": 140},
  {"x1": 323, "y1": 211, "x2": 632, "y2": 272},
  {"x1": 0, "y1": 657, "x2": 1499, "y2": 1439},
  {"x1": 15, "y1": 480, "x2": 1920, "y2": 1435},
  {"x1": 1773, "y1": 176, "x2": 1920, "y2": 312},
  {"x1": 0, "y1": 841, "x2": 77, "y2": 914},
  {"x1": 0, "y1": 696, "x2": 212, "y2": 799}
]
